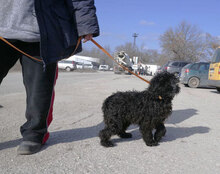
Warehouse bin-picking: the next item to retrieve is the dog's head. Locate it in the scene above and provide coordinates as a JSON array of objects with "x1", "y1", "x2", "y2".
[{"x1": 148, "y1": 72, "x2": 180, "y2": 99}]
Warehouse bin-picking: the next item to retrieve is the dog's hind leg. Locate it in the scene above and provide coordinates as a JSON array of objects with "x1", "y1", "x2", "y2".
[
  {"x1": 140, "y1": 123, "x2": 158, "y2": 146},
  {"x1": 154, "y1": 123, "x2": 166, "y2": 142},
  {"x1": 118, "y1": 132, "x2": 132, "y2": 138},
  {"x1": 99, "y1": 127, "x2": 115, "y2": 147},
  {"x1": 117, "y1": 123, "x2": 132, "y2": 138}
]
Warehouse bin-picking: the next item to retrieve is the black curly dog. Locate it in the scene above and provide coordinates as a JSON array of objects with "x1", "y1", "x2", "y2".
[{"x1": 99, "y1": 72, "x2": 180, "y2": 147}]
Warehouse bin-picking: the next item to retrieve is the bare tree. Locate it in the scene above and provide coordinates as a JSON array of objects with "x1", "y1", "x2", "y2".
[
  {"x1": 141, "y1": 49, "x2": 160, "y2": 64},
  {"x1": 159, "y1": 21, "x2": 218, "y2": 62},
  {"x1": 200, "y1": 33, "x2": 220, "y2": 61},
  {"x1": 156, "y1": 53, "x2": 170, "y2": 66}
]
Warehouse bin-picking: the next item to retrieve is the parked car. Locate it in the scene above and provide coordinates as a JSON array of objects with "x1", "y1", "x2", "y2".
[
  {"x1": 75, "y1": 62, "x2": 84, "y2": 69},
  {"x1": 83, "y1": 64, "x2": 94, "y2": 69},
  {"x1": 75, "y1": 63, "x2": 91, "y2": 69},
  {"x1": 180, "y1": 62, "x2": 210, "y2": 88},
  {"x1": 162, "y1": 61, "x2": 191, "y2": 76},
  {"x1": 99, "y1": 65, "x2": 109, "y2": 71},
  {"x1": 58, "y1": 60, "x2": 76, "y2": 71},
  {"x1": 208, "y1": 46, "x2": 220, "y2": 92}
]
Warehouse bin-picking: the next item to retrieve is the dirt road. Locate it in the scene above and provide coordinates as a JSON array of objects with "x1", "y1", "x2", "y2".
[{"x1": 0, "y1": 71, "x2": 219, "y2": 174}]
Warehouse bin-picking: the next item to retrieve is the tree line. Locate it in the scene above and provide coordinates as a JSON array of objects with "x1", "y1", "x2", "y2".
[{"x1": 79, "y1": 21, "x2": 220, "y2": 67}]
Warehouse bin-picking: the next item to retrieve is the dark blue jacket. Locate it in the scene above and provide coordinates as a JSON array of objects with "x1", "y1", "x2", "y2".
[{"x1": 35, "y1": 0, "x2": 99, "y2": 65}]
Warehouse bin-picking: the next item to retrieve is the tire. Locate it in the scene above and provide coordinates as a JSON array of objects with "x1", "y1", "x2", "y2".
[
  {"x1": 65, "y1": 67, "x2": 71, "y2": 72},
  {"x1": 216, "y1": 87, "x2": 220, "y2": 93},
  {"x1": 188, "y1": 77, "x2": 200, "y2": 88}
]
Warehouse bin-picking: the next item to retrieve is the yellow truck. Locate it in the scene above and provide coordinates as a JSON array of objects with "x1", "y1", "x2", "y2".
[{"x1": 208, "y1": 46, "x2": 220, "y2": 92}]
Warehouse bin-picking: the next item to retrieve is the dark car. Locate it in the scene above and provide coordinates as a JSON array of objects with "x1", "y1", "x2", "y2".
[
  {"x1": 162, "y1": 61, "x2": 191, "y2": 76},
  {"x1": 180, "y1": 62, "x2": 210, "y2": 88}
]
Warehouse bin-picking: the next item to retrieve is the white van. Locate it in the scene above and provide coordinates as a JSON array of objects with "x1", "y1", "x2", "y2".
[{"x1": 99, "y1": 65, "x2": 109, "y2": 71}]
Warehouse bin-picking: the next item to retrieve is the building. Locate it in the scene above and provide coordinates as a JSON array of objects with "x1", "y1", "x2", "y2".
[
  {"x1": 66, "y1": 54, "x2": 100, "y2": 69},
  {"x1": 67, "y1": 54, "x2": 100, "y2": 64}
]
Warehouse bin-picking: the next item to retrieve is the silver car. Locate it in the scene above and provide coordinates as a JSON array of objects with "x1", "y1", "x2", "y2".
[
  {"x1": 162, "y1": 61, "x2": 191, "y2": 76},
  {"x1": 58, "y1": 60, "x2": 76, "y2": 71}
]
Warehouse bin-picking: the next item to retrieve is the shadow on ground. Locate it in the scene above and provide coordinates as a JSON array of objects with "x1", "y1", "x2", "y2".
[
  {"x1": 167, "y1": 108, "x2": 198, "y2": 124},
  {"x1": 0, "y1": 108, "x2": 210, "y2": 151}
]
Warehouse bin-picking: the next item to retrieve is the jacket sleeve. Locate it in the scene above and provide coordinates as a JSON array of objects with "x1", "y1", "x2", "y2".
[{"x1": 71, "y1": 0, "x2": 100, "y2": 37}]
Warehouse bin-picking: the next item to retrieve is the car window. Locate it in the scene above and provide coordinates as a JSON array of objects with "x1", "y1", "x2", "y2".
[
  {"x1": 180, "y1": 62, "x2": 189, "y2": 67},
  {"x1": 190, "y1": 63, "x2": 199, "y2": 70},
  {"x1": 199, "y1": 64, "x2": 210, "y2": 71},
  {"x1": 171, "y1": 62, "x2": 179, "y2": 66}
]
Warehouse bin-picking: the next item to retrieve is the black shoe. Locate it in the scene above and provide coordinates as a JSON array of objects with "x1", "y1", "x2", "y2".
[{"x1": 17, "y1": 141, "x2": 42, "y2": 155}]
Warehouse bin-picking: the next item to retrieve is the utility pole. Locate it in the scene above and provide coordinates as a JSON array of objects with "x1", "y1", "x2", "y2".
[
  {"x1": 132, "y1": 33, "x2": 139, "y2": 66},
  {"x1": 132, "y1": 33, "x2": 138, "y2": 47}
]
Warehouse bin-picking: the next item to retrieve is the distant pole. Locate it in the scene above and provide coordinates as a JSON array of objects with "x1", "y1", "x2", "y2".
[
  {"x1": 132, "y1": 33, "x2": 138, "y2": 47},
  {"x1": 132, "y1": 33, "x2": 138, "y2": 64}
]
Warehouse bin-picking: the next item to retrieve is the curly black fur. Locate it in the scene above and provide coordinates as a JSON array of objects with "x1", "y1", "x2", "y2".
[{"x1": 99, "y1": 72, "x2": 180, "y2": 147}]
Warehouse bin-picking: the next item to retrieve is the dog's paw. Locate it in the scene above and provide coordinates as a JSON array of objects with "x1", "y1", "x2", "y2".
[
  {"x1": 100, "y1": 141, "x2": 115, "y2": 147},
  {"x1": 119, "y1": 133, "x2": 132, "y2": 138},
  {"x1": 154, "y1": 135, "x2": 164, "y2": 142},
  {"x1": 154, "y1": 129, "x2": 166, "y2": 142},
  {"x1": 145, "y1": 140, "x2": 158, "y2": 147}
]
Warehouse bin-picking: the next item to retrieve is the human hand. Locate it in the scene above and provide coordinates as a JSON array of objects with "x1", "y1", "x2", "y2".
[{"x1": 83, "y1": 34, "x2": 93, "y2": 43}]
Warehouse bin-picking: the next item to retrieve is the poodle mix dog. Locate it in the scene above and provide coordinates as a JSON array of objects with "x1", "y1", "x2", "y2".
[{"x1": 99, "y1": 72, "x2": 180, "y2": 147}]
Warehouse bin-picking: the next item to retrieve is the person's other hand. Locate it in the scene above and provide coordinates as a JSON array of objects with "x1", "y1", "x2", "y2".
[{"x1": 83, "y1": 34, "x2": 93, "y2": 43}]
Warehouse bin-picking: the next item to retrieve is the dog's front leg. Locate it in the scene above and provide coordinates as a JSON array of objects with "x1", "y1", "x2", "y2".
[
  {"x1": 140, "y1": 123, "x2": 158, "y2": 146},
  {"x1": 154, "y1": 123, "x2": 166, "y2": 142}
]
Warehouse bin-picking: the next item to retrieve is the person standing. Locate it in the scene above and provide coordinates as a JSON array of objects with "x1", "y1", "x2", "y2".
[{"x1": 0, "y1": 0, "x2": 99, "y2": 155}]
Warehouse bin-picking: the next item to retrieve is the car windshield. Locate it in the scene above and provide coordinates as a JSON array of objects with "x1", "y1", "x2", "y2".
[{"x1": 211, "y1": 48, "x2": 220, "y2": 63}]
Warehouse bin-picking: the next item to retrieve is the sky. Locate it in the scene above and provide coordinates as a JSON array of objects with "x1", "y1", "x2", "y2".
[{"x1": 84, "y1": 0, "x2": 220, "y2": 52}]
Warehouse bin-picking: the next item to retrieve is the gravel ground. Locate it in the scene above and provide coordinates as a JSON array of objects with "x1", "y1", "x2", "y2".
[{"x1": 0, "y1": 71, "x2": 219, "y2": 174}]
